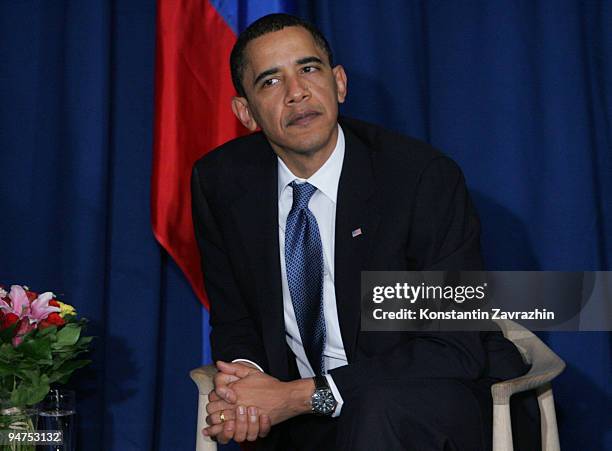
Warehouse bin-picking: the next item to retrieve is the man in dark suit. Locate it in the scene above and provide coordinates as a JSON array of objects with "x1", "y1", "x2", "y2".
[{"x1": 192, "y1": 13, "x2": 538, "y2": 450}]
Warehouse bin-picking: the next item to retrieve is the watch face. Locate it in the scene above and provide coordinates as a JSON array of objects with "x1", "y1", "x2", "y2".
[{"x1": 312, "y1": 388, "x2": 336, "y2": 415}]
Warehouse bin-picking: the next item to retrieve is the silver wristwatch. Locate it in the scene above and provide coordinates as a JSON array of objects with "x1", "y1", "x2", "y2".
[{"x1": 311, "y1": 375, "x2": 337, "y2": 416}]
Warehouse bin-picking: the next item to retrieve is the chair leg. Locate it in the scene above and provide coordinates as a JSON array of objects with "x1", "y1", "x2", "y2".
[
  {"x1": 191, "y1": 367, "x2": 218, "y2": 451},
  {"x1": 493, "y1": 403, "x2": 514, "y2": 451},
  {"x1": 537, "y1": 383, "x2": 561, "y2": 451}
]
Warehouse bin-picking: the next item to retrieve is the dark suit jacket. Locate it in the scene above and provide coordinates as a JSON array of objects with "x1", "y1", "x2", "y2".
[{"x1": 191, "y1": 116, "x2": 536, "y2": 445}]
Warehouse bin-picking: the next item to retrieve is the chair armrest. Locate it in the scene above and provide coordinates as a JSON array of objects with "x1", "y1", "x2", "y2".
[
  {"x1": 491, "y1": 337, "x2": 565, "y2": 405},
  {"x1": 191, "y1": 364, "x2": 218, "y2": 394},
  {"x1": 190, "y1": 365, "x2": 218, "y2": 451}
]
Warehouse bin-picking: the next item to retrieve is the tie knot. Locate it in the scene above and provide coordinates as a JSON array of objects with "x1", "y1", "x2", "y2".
[{"x1": 290, "y1": 181, "x2": 317, "y2": 209}]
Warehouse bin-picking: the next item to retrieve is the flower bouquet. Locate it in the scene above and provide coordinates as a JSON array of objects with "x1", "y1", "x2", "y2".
[{"x1": 0, "y1": 285, "x2": 92, "y2": 450}]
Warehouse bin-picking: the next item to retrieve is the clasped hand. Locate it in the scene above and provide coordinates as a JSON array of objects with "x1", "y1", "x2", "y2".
[{"x1": 203, "y1": 361, "x2": 293, "y2": 444}]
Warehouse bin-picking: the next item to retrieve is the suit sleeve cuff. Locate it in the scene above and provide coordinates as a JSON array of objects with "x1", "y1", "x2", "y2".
[
  {"x1": 325, "y1": 374, "x2": 344, "y2": 417},
  {"x1": 232, "y1": 359, "x2": 264, "y2": 372}
]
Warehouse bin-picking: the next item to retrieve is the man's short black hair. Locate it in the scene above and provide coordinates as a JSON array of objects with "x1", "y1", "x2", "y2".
[{"x1": 230, "y1": 13, "x2": 334, "y2": 98}]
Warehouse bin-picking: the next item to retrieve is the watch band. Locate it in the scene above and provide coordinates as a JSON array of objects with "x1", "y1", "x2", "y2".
[{"x1": 313, "y1": 375, "x2": 329, "y2": 391}]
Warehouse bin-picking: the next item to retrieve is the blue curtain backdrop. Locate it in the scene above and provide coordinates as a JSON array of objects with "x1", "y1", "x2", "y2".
[
  {"x1": 0, "y1": 1, "x2": 202, "y2": 450},
  {"x1": 0, "y1": 1, "x2": 610, "y2": 451},
  {"x1": 298, "y1": 2, "x2": 611, "y2": 450}
]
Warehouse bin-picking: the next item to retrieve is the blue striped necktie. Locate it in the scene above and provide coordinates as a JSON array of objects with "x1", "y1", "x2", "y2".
[{"x1": 285, "y1": 181, "x2": 326, "y2": 375}]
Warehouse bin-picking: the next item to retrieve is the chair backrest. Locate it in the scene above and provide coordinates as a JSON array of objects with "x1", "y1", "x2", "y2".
[{"x1": 493, "y1": 319, "x2": 565, "y2": 382}]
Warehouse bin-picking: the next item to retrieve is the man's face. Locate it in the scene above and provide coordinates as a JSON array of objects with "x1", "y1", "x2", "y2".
[{"x1": 232, "y1": 26, "x2": 347, "y2": 157}]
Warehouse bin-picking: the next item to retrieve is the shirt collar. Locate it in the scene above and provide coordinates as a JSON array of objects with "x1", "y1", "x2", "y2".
[{"x1": 277, "y1": 124, "x2": 345, "y2": 203}]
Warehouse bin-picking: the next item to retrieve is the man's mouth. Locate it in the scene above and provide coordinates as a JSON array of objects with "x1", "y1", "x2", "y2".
[{"x1": 286, "y1": 111, "x2": 321, "y2": 126}]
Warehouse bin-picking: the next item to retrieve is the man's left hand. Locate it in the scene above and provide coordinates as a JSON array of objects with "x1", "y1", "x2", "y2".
[{"x1": 204, "y1": 361, "x2": 272, "y2": 443}]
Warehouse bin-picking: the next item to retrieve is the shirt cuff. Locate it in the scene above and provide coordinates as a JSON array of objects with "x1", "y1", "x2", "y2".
[
  {"x1": 232, "y1": 359, "x2": 264, "y2": 372},
  {"x1": 325, "y1": 374, "x2": 344, "y2": 417}
]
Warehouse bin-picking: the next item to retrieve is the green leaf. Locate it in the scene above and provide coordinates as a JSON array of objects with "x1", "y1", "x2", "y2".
[
  {"x1": 62, "y1": 314, "x2": 78, "y2": 323},
  {"x1": 49, "y1": 359, "x2": 91, "y2": 384},
  {"x1": 0, "y1": 319, "x2": 92, "y2": 405},
  {"x1": 58, "y1": 359, "x2": 90, "y2": 373},
  {"x1": 0, "y1": 323, "x2": 18, "y2": 342},
  {"x1": 11, "y1": 373, "x2": 50, "y2": 406},
  {"x1": 19, "y1": 336, "x2": 52, "y2": 361},
  {"x1": 0, "y1": 342, "x2": 18, "y2": 360},
  {"x1": 54, "y1": 324, "x2": 82, "y2": 347},
  {"x1": 76, "y1": 336, "x2": 94, "y2": 347},
  {"x1": 17, "y1": 369, "x2": 37, "y2": 382},
  {"x1": 0, "y1": 361, "x2": 18, "y2": 377},
  {"x1": 37, "y1": 325, "x2": 58, "y2": 337}
]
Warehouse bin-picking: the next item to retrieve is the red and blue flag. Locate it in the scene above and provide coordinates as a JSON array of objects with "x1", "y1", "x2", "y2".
[{"x1": 152, "y1": 0, "x2": 295, "y2": 309}]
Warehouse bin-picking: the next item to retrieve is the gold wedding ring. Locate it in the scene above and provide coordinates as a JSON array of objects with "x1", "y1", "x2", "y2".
[{"x1": 219, "y1": 411, "x2": 226, "y2": 423}]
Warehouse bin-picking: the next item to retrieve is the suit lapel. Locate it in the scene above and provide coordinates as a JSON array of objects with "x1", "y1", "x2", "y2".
[
  {"x1": 335, "y1": 127, "x2": 380, "y2": 362},
  {"x1": 227, "y1": 145, "x2": 289, "y2": 379}
]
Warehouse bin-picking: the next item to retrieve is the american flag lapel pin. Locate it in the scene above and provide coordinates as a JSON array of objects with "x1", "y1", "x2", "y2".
[{"x1": 351, "y1": 227, "x2": 363, "y2": 238}]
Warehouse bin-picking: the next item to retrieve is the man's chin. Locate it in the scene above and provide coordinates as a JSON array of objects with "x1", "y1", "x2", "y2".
[
  {"x1": 263, "y1": 120, "x2": 337, "y2": 156},
  {"x1": 284, "y1": 136, "x2": 330, "y2": 156},
  {"x1": 285, "y1": 126, "x2": 336, "y2": 153}
]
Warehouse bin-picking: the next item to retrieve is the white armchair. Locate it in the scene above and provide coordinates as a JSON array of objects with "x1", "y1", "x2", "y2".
[
  {"x1": 191, "y1": 319, "x2": 565, "y2": 451},
  {"x1": 491, "y1": 319, "x2": 565, "y2": 451}
]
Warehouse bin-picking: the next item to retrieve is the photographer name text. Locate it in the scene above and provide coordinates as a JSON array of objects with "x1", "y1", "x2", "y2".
[{"x1": 372, "y1": 308, "x2": 555, "y2": 320}]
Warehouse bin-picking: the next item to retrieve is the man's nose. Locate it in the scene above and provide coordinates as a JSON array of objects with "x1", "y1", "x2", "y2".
[{"x1": 285, "y1": 76, "x2": 309, "y2": 105}]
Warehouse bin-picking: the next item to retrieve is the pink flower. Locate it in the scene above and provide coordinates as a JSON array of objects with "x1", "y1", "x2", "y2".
[
  {"x1": 0, "y1": 286, "x2": 61, "y2": 344},
  {"x1": 0, "y1": 285, "x2": 31, "y2": 319},
  {"x1": 29, "y1": 292, "x2": 60, "y2": 323}
]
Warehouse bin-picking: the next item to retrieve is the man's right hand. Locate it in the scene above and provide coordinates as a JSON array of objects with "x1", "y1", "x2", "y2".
[{"x1": 204, "y1": 389, "x2": 271, "y2": 443}]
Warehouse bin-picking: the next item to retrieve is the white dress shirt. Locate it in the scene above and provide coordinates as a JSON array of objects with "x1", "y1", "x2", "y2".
[{"x1": 235, "y1": 125, "x2": 348, "y2": 417}]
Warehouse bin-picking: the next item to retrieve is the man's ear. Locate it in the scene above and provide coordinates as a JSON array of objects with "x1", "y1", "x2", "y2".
[
  {"x1": 231, "y1": 97, "x2": 259, "y2": 131},
  {"x1": 332, "y1": 65, "x2": 348, "y2": 104}
]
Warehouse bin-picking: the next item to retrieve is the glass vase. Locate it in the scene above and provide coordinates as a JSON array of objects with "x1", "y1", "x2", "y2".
[
  {"x1": 0, "y1": 404, "x2": 38, "y2": 451},
  {"x1": 37, "y1": 389, "x2": 76, "y2": 451}
]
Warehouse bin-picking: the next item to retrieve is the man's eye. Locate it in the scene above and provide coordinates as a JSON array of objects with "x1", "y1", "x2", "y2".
[
  {"x1": 302, "y1": 66, "x2": 319, "y2": 73},
  {"x1": 262, "y1": 78, "x2": 279, "y2": 87}
]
